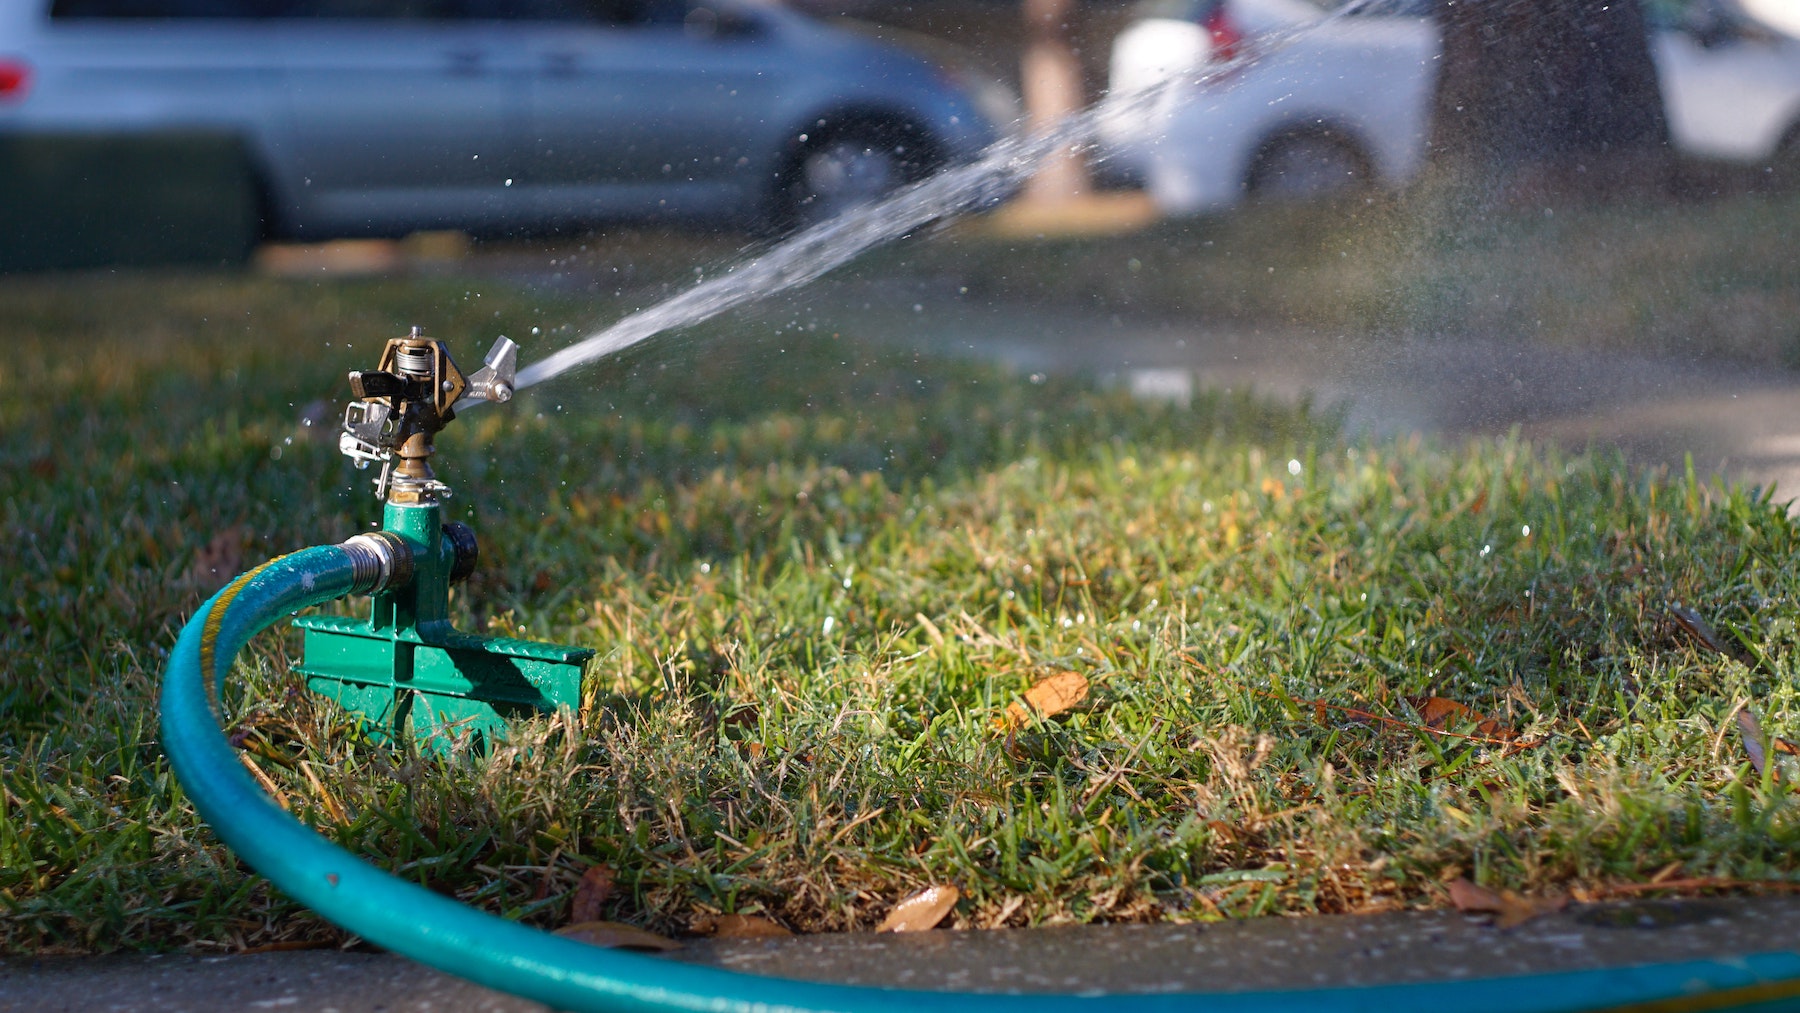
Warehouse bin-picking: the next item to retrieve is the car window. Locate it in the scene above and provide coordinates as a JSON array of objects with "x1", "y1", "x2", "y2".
[
  {"x1": 272, "y1": 0, "x2": 462, "y2": 17},
  {"x1": 1330, "y1": 0, "x2": 1434, "y2": 16},
  {"x1": 463, "y1": 0, "x2": 686, "y2": 23},
  {"x1": 51, "y1": 0, "x2": 463, "y2": 16},
  {"x1": 51, "y1": 0, "x2": 285, "y2": 17}
]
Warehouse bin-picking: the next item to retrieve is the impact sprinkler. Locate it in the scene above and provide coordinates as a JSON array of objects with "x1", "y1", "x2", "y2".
[{"x1": 291, "y1": 328, "x2": 590, "y2": 753}]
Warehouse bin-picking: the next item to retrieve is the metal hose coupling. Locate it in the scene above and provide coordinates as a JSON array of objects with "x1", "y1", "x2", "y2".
[{"x1": 340, "y1": 531, "x2": 414, "y2": 595}]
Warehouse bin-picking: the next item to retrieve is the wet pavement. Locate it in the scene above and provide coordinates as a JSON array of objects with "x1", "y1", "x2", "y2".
[
  {"x1": 7, "y1": 896, "x2": 1800, "y2": 1011},
  {"x1": 746, "y1": 276, "x2": 1800, "y2": 503}
]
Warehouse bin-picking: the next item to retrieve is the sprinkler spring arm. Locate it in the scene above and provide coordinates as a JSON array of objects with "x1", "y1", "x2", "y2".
[{"x1": 298, "y1": 328, "x2": 588, "y2": 753}]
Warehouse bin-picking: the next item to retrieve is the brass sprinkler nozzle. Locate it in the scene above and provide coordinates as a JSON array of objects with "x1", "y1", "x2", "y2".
[{"x1": 338, "y1": 327, "x2": 517, "y2": 503}]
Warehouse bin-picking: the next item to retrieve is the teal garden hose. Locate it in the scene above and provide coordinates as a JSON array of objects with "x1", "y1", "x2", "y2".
[{"x1": 162, "y1": 545, "x2": 1800, "y2": 1013}]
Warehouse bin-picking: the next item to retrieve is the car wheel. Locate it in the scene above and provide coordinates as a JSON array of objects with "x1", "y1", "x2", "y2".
[
  {"x1": 776, "y1": 119, "x2": 939, "y2": 231},
  {"x1": 1245, "y1": 129, "x2": 1371, "y2": 201}
]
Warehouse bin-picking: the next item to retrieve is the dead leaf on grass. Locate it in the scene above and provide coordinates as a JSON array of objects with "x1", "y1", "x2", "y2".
[
  {"x1": 876, "y1": 884, "x2": 960, "y2": 932},
  {"x1": 185, "y1": 526, "x2": 248, "y2": 591},
  {"x1": 694, "y1": 914, "x2": 792, "y2": 939},
  {"x1": 1408, "y1": 696, "x2": 1515, "y2": 740},
  {"x1": 1736, "y1": 707, "x2": 1783, "y2": 783},
  {"x1": 554, "y1": 921, "x2": 681, "y2": 951},
  {"x1": 997, "y1": 672, "x2": 1089, "y2": 731},
  {"x1": 569, "y1": 864, "x2": 616, "y2": 924},
  {"x1": 1447, "y1": 877, "x2": 1566, "y2": 930},
  {"x1": 1670, "y1": 604, "x2": 1732, "y2": 656}
]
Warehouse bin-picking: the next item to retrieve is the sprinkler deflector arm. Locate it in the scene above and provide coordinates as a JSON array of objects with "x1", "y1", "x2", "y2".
[{"x1": 163, "y1": 553, "x2": 1800, "y2": 1013}]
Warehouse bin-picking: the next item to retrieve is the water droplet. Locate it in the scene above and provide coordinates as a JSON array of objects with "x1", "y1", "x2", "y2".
[
  {"x1": 1480, "y1": 544, "x2": 1492, "y2": 557},
  {"x1": 1287, "y1": 459, "x2": 1302, "y2": 476},
  {"x1": 1522, "y1": 525, "x2": 1531, "y2": 537},
  {"x1": 822, "y1": 615, "x2": 835, "y2": 635}
]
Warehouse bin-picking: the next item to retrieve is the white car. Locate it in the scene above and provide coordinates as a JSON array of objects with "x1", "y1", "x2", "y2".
[{"x1": 1101, "y1": 0, "x2": 1800, "y2": 215}]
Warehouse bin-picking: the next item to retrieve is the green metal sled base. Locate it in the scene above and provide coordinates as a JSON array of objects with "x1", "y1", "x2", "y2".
[{"x1": 162, "y1": 545, "x2": 1800, "y2": 1013}]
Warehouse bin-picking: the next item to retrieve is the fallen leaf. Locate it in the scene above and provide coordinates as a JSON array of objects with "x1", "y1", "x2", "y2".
[
  {"x1": 569, "y1": 864, "x2": 616, "y2": 924},
  {"x1": 1498, "y1": 893, "x2": 1568, "y2": 930},
  {"x1": 1408, "y1": 696, "x2": 1514, "y2": 740},
  {"x1": 1670, "y1": 604, "x2": 1731, "y2": 655},
  {"x1": 876, "y1": 884, "x2": 960, "y2": 932},
  {"x1": 185, "y1": 526, "x2": 247, "y2": 590},
  {"x1": 998, "y1": 672, "x2": 1089, "y2": 731},
  {"x1": 694, "y1": 914, "x2": 792, "y2": 939},
  {"x1": 554, "y1": 921, "x2": 680, "y2": 952},
  {"x1": 1446, "y1": 877, "x2": 1564, "y2": 930},
  {"x1": 1736, "y1": 707, "x2": 1782, "y2": 782},
  {"x1": 1447, "y1": 877, "x2": 1505, "y2": 913}
]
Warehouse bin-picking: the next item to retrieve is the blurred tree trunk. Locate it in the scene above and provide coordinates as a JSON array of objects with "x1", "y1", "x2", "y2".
[
  {"x1": 1428, "y1": 0, "x2": 1671, "y2": 193},
  {"x1": 1021, "y1": 0, "x2": 1091, "y2": 202}
]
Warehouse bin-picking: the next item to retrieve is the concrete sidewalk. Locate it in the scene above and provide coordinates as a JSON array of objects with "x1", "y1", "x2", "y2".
[
  {"x1": 7, "y1": 896, "x2": 1799, "y2": 1012},
  {"x1": 743, "y1": 277, "x2": 1800, "y2": 503}
]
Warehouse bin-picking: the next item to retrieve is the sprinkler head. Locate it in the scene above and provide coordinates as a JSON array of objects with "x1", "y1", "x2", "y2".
[{"x1": 338, "y1": 328, "x2": 518, "y2": 503}]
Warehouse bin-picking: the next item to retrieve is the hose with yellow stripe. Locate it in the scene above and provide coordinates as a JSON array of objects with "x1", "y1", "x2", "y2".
[{"x1": 163, "y1": 544, "x2": 1800, "y2": 1013}]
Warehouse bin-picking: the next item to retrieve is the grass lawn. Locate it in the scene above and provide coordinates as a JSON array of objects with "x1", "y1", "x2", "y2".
[{"x1": 3, "y1": 191, "x2": 1800, "y2": 953}]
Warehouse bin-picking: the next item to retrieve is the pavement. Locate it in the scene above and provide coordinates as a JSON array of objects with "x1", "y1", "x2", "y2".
[
  {"x1": 740, "y1": 275, "x2": 1800, "y2": 503},
  {"x1": 7, "y1": 896, "x2": 1800, "y2": 1011}
]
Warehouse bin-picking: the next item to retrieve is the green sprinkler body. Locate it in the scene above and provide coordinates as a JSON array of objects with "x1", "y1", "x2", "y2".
[{"x1": 293, "y1": 329, "x2": 590, "y2": 753}]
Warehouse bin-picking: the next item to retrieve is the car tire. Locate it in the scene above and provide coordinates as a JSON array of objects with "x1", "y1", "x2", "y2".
[
  {"x1": 1245, "y1": 129, "x2": 1372, "y2": 201},
  {"x1": 774, "y1": 117, "x2": 940, "y2": 231}
]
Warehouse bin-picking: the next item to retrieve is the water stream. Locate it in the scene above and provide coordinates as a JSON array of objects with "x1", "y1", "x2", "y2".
[{"x1": 501, "y1": 1, "x2": 1375, "y2": 399}]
